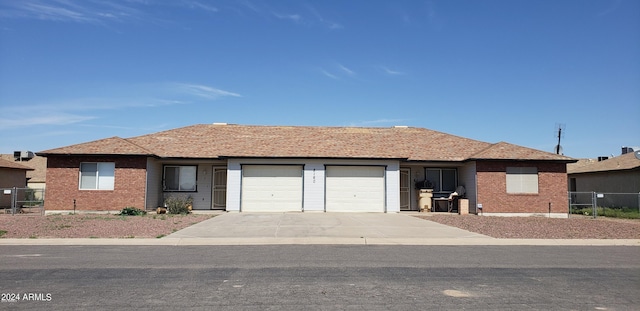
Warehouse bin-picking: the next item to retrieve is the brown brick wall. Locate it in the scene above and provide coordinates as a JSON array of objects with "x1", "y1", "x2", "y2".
[
  {"x1": 476, "y1": 161, "x2": 568, "y2": 214},
  {"x1": 44, "y1": 156, "x2": 147, "y2": 211}
]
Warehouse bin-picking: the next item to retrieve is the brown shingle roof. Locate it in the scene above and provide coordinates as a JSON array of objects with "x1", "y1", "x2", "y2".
[
  {"x1": 38, "y1": 136, "x2": 154, "y2": 156},
  {"x1": 567, "y1": 152, "x2": 640, "y2": 174},
  {"x1": 0, "y1": 157, "x2": 33, "y2": 170},
  {"x1": 469, "y1": 141, "x2": 576, "y2": 161},
  {"x1": 38, "y1": 124, "x2": 574, "y2": 162}
]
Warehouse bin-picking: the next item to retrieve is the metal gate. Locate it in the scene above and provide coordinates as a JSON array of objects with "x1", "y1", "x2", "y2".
[
  {"x1": 0, "y1": 187, "x2": 45, "y2": 215},
  {"x1": 569, "y1": 191, "x2": 640, "y2": 218}
]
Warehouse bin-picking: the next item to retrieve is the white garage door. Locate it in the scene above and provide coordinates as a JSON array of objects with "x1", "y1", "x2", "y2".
[
  {"x1": 241, "y1": 165, "x2": 303, "y2": 212},
  {"x1": 325, "y1": 166, "x2": 385, "y2": 212}
]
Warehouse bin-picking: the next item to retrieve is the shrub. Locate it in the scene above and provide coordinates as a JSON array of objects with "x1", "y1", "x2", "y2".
[
  {"x1": 119, "y1": 206, "x2": 147, "y2": 216},
  {"x1": 164, "y1": 196, "x2": 193, "y2": 215},
  {"x1": 571, "y1": 206, "x2": 640, "y2": 219}
]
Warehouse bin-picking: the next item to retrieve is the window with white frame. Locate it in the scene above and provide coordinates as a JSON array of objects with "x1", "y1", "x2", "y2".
[
  {"x1": 79, "y1": 162, "x2": 115, "y2": 190},
  {"x1": 506, "y1": 167, "x2": 538, "y2": 194},
  {"x1": 164, "y1": 165, "x2": 197, "y2": 191}
]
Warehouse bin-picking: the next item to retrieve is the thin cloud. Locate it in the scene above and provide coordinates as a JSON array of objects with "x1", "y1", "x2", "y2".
[
  {"x1": 273, "y1": 12, "x2": 302, "y2": 23},
  {"x1": 174, "y1": 83, "x2": 242, "y2": 99},
  {"x1": 380, "y1": 66, "x2": 406, "y2": 76},
  {"x1": 182, "y1": 1, "x2": 218, "y2": 13},
  {"x1": 306, "y1": 5, "x2": 342, "y2": 29},
  {"x1": 320, "y1": 69, "x2": 340, "y2": 80},
  {"x1": 338, "y1": 64, "x2": 356, "y2": 76},
  {"x1": 0, "y1": 113, "x2": 96, "y2": 129},
  {"x1": 0, "y1": 0, "x2": 217, "y2": 25},
  {"x1": 0, "y1": 0, "x2": 143, "y2": 24},
  {"x1": 18, "y1": 2, "x2": 95, "y2": 23},
  {"x1": 597, "y1": 0, "x2": 621, "y2": 16}
]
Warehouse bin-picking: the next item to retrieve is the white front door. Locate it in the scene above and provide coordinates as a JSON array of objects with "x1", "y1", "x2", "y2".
[
  {"x1": 241, "y1": 165, "x2": 303, "y2": 212},
  {"x1": 325, "y1": 166, "x2": 385, "y2": 212}
]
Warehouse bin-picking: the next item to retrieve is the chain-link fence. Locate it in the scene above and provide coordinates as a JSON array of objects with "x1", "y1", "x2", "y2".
[
  {"x1": 0, "y1": 187, "x2": 45, "y2": 215},
  {"x1": 569, "y1": 191, "x2": 640, "y2": 218}
]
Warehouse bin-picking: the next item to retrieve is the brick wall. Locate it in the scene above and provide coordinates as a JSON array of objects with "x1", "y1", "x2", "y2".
[
  {"x1": 44, "y1": 156, "x2": 147, "y2": 211},
  {"x1": 476, "y1": 161, "x2": 568, "y2": 214}
]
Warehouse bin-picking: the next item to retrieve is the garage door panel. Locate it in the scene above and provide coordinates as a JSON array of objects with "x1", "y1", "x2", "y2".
[
  {"x1": 242, "y1": 165, "x2": 303, "y2": 212},
  {"x1": 326, "y1": 166, "x2": 385, "y2": 212}
]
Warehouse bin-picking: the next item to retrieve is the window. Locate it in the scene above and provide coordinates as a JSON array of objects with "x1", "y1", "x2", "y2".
[
  {"x1": 506, "y1": 167, "x2": 538, "y2": 194},
  {"x1": 79, "y1": 162, "x2": 115, "y2": 190},
  {"x1": 425, "y1": 168, "x2": 457, "y2": 192},
  {"x1": 164, "y1": 165, "x2": 197, "y2": 191}
]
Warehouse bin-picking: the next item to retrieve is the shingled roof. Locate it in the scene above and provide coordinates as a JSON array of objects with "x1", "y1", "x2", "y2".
[
  {"x1": 38, "y1": 136, "x2": 154, "y2": 156},
  {"x1": 568, "y1": 152, "x2": 640, "y2": 174},
  {"x1": 0, "y1": 157, "x2": 34, "y2": 171},
  {"x1": 38, "y1": 124, "x2": 575, "y2": 162}
]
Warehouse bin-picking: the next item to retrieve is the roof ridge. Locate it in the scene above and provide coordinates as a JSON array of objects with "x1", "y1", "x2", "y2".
[{"x1": 121, "y1": 137, "x2": 155, "y2": 155}]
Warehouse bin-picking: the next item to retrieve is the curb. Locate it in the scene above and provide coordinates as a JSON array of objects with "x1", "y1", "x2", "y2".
[{"x1": 1, "y1": 238, "x2": 639, "y2": 246}]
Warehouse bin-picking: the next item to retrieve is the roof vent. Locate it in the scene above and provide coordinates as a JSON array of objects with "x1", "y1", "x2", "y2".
[
  {"x1": 622, "y1": 146, "x2": 638, "y2": 155},
  {"x1": 597, "y1": 156, "x2": 608, "y2": 162},
  {"x1": 13, "y1": 151, "x2": 34, "y2": 161},
  {"x1": 212, "y1": 123, "x2": 228, "y2": 126},
  {"x1": 393, "y1": 125, "x2": 409, "y2": 128}
]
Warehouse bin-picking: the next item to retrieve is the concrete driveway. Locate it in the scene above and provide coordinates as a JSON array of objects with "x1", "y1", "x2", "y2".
[{"x1": 166, "y1": 212, "x2": 491, "y2": 243}]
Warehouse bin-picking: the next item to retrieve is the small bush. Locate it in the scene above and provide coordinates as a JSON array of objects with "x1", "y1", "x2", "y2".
[
  {"x1": 0, "y1": 230, "x2": 7, "y2": 237},
  {"x1": 119, "y1": 206, "x2": 147, "y2": 216},
  {"x1": 164, "y1": 196, "x2": 193, "y2": 215}
]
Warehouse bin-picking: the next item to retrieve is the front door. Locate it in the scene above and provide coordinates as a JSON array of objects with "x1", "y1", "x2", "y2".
[
  {"x1": 211, "y1": 167, "x2": 227, "y2": 210},
  {"x1": 400, "y1": 168, "x2": 411, "y2": 211}
]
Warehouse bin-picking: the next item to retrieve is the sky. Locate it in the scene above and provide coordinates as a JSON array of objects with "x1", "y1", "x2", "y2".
[{"x1": 0, "y1": 0, "x2": 638, "y2": 159}]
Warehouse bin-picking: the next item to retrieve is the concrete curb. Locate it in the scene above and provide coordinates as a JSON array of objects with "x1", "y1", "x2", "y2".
[{"x1": 1, "y1": 238, "x2": 639, "y2": 246}]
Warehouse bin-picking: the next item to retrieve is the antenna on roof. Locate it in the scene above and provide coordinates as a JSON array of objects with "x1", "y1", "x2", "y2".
[{"x1": 554, "y1": 123, "x2": 565, "y2": 155}]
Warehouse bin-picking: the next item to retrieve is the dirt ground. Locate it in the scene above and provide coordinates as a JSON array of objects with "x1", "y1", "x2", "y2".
[
  {"x1": 417, "y1": 214, "x2": 640, "y2": 239},
  {"x1": 1, "y1": 212, "x2": 639, "y2": 239},
  {"x1": 0, "y1": 213, "x2": 213, "y2": 239}
]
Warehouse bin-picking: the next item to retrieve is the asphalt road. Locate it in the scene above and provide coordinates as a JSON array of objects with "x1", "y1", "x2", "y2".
[{"x1": 1, "y1": 245, "x2": 638, "y2": 310}]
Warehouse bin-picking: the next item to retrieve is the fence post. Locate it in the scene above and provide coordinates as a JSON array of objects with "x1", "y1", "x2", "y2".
[
  {"x1": 11, "y1": 187, "x2": 17, "y2": 215},
  {"x1": 592, "y1": 191, "x2": 597, "y2": 219},
  {"x1": 567, "y1": 191, "x2": 571, "y2": 217}
]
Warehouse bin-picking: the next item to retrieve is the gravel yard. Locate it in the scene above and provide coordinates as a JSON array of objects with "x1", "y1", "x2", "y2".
[
  {"x1": 417, "y1": 214, "x2": 640, "y2": 239},
  {"x1": 1, "y1": 212, "x2": 639, "y2": 239},
  {"x1": 0, "y1": 213, "x2": 214, "y2": 239}
]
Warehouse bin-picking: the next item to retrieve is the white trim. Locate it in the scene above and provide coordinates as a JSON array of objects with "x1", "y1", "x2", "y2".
[{"x1": 226, "y1": 158, "x2": 400, "y2": 213}]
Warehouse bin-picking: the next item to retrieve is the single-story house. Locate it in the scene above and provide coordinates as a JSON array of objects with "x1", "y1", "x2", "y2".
[
  {"x1": 1, "y1": 153, "x2": 47, "y2": 191},
  {"x1": 568, "y1": 150, "x2": 640, "y2": 208},
  {"x1": 0, "y1": 157, "x2": 33, "y2": 209},
  {"x1": 38, "y1": 124, "x2": 575, "y2": 216}
]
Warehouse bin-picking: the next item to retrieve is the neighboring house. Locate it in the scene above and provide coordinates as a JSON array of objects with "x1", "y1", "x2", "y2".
[
  {"x1": 0, "y1": 157, "x2": 33, "y2": 208},
  {"x1": 568, "y1": 151, "x2": 640, "y2": 207},
  {"x1": 0, "y1": 153, "x2": 47, "y2": 190},
  {"x1": 38, "y1": 124, "x2": 575, "y2": 216}
]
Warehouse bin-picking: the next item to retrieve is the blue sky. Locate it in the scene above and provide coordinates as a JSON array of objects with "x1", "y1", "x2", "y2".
[{"x1": 0, "y1": 0, "x2": 638, "y2": 159}]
